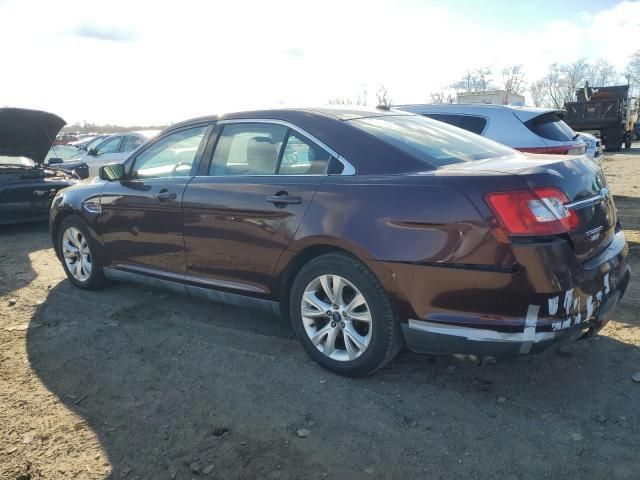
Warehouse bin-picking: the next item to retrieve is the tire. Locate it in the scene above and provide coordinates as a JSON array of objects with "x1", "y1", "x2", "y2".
[
  {"x1": 57, "y1": 215, "x2": 108, "y2": 290},
  {"x1": 289, "y1": 252, "x2": 402, "y2": 376}
]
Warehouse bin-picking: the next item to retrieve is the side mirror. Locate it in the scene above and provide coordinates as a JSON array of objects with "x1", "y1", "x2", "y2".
[
  {"x1": 99, "y1": 163, "x2": 125, "y2": 181},
  {"x1": 87, "y1": 148, "x2": 98, "y2": 156},
  {"x1": 47, "y1": 157, "x2": 63, "y2": 165}
]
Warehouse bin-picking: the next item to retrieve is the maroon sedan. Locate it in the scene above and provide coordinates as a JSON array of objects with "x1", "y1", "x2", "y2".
[{"x1": 49, "y1": 108, "x2": 630, "y2": 376}]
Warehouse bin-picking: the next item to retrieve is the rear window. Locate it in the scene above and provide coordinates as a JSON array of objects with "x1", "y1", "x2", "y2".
[
  {"x1": 424, "y1": 113, "x2": 487, "y2": 135},
  {"x1": 525, "y1": 113, "x2": 576, "y2": 141},
  {"x1": 348, "y1": 115, "x2": 514, "y2": 167}
]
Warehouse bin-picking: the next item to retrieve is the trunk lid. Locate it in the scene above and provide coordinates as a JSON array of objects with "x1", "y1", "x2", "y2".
[
  {"x1": 0, "y1": 108, "x2": 66, "y2": 164},
  {"x1": 459, "y1": 153, "x2": 615, "y2": 261}
]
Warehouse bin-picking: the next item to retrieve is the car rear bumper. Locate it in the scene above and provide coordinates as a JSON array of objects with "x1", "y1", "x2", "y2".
[{"x1": 376, "y1": 231, "x2": 630, "y2": 357}]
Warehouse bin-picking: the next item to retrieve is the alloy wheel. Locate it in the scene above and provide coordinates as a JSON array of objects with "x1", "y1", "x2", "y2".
[
  {"x1": 301, "y1": 274, "x2": 372, "y2": 361},
  {"x1": 61, "y1": 226, "x2": 92, "y2": 282}
]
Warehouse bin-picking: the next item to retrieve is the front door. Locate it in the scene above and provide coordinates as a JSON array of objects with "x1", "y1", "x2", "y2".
[
  {"x1": 182, "y1": 121, "x2": 332, "y2": 296},
  {"x1": 99, "y1": 125, "x2": 209, "y2": 276}
]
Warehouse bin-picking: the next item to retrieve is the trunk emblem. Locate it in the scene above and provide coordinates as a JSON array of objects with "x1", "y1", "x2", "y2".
[{"x1": 585, "y1": 226, "x2": 604, "y2": 241}]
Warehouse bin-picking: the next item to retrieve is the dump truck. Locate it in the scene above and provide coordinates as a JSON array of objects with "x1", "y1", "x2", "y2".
[{"x1": 564, "y1": 84, "x2": 637, "y2": 152}]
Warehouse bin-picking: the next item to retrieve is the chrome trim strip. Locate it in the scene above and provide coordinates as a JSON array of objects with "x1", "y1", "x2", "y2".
[
  {"x1": 111, "y1": 263, "x2": 267, "y2": 293},
  {"x1": 217, "y1": 118, "x2": 356, "y2": 176},
  {"x1": 82, "y1": 202, "x2": 102, "y2": 214},
  {"x1": 407, "y1": 319, "x2": 556, "y2": 343},
  {"x1": 565, "y1": 189, "x2": 608, "y2": 210}
]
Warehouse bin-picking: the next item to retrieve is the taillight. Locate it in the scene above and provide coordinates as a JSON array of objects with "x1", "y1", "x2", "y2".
[
  {"x1": 485, "y1": 187, "x2": 580, "y2": 237},
  {"x1": 517, "y1": 144, "x2": 586, "y2": 155}
]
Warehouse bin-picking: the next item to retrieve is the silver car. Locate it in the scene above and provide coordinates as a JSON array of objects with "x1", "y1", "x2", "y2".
[
  {"x1": 393, "y1": 104, "x2": 586, "y2": 156},
  {"x1": 575, "y1": 132, "x2": 603, "y2": 160},
  {"x1": 76, "y1": 131, "x2": 160, "y2": 177}
]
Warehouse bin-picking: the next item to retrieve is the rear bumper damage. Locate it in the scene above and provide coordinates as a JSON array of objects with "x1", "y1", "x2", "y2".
[{"x1": 388, "y1": 231, "x2": 630, "y2": 357}]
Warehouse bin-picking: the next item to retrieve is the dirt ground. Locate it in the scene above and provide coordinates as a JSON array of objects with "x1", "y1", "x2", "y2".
[{"x1": 1, "y1": 148, "x2": 639, "y2": 480}]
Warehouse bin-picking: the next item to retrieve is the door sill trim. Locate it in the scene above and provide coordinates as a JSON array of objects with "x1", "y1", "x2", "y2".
[{"x1": 104, "y1": 266, "x2": 281, "y2": 316}]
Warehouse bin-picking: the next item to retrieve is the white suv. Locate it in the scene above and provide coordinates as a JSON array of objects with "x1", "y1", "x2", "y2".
[{"x1": 393, "y1": 104, "x2": 586, "y2": 156}]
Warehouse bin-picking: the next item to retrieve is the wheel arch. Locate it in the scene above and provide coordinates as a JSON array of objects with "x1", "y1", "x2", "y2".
[
  {"x1": 273, "y1": 239, "x2": 385, "y2": 320},
  {"x1": 51, "y1": 207, "x2": 102, "y2": 263}
]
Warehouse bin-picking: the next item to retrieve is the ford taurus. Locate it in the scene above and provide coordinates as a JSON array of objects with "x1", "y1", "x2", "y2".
[{"x1": 50, "y1": 108, "x2": 630, "y2": 376}]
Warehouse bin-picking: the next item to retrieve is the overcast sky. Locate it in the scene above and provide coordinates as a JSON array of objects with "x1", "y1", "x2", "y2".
[{"x1": 1, "y1": 0, "x2": 638, "y2": 125}]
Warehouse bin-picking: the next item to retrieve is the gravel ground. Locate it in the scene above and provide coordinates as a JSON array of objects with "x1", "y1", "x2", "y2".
[{"x1": 1, "y1": 149, "x2": 639, "y2": 480}]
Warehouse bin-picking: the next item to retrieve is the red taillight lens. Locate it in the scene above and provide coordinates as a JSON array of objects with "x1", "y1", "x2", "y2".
[
  {"x1": 485, "y1": 187, "x2": 580, "y2": 236},
  {"x1": 517, "y1": 144, "x2": 586, "y2": 155}
]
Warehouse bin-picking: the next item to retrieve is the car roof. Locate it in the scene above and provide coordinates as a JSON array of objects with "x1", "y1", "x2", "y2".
[
  {"x1": 164, "y1": 107, "x2": 409, "y2": 131},
  {"x1": 393, "y1": 103, "x2": 562, "y2": 115}
]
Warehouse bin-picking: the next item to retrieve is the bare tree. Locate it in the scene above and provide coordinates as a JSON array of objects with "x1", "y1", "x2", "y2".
[
  {"x1": 586, "y1": 58, "x2": 620, "y2": 86},
  {"x1": 474, "y1": 67, "x2": 493, "y2": 91},
  {"x1": 328, "y1": 85, "x2": 368, "y2": 106},
  {"x1": 502, "y1": 65, "x2": 526, "y2": 95},
  {"x1": 376, "y1": 84, "x2": 392, "y2": 107},
  {"x1": 451, "y1": 69, "x2": 476, "y2": 92},
  {"x1": 451, "y1": 67, "x2": 494, "y2": 93},
  {"x1": 625, "y1": 50, "x2": 640, "y2": 100},
  {"x1": 328, "y1": 97, "x2": 353, "y2": 106},
  {"x1": 541, "y1": 59, "x2": 591, "y2": 108},
  {"x1": 529, "y1": 78, "x2": 549, "y2": 107},
  {"x1": 429, "y1": 92, "x2": 444, "y2": 104}
]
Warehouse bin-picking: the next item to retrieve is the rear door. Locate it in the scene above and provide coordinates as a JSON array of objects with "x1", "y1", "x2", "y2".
[{"x1": 182, "y1": 120, "x2": 334, "y2": 296}]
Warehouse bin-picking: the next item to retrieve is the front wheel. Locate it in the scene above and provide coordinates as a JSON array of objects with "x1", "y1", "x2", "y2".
[
  {"x1": 289, "y1": 253, "x2": 402, "y2": 376},
  {"x1": 57, "y1": 215, "x2": 108, "y2": 290}
]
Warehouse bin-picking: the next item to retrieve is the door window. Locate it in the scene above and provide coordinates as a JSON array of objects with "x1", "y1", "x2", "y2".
[
  {"x1": 459, "y1": 116, "x2": 487, "y2": 135},
  {"x1": 424, "y1": 114, "x2": 487, "y2": 135},
  {"x1": 95, "y1": 136, "x2": 122, "y2": 155},
  {"x1": 209, "y1": 123, "x2": 287, "y2": 176},
  {"x1": 278, "y1": 132, "x2": 331, "y2": 175},
  {"x1": 131, "y1": 126, "x2": 207, "y2": 179},
  {"x1": 120, "y1": 135, "x2": 145, "y2": 153}
]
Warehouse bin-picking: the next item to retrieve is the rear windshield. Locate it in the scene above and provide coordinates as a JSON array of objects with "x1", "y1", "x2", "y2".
[
  {"x1": 525, "y1": 113, "x2": 576, "y2": 141},
  {"x1": 348, "y1": 115, "x2": 514, "y2": 167}
]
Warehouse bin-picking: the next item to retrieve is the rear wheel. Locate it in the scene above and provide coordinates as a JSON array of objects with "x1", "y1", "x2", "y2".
[
  {"x1": 57, "y1": 215, "x2": 108, "y2": 290},
  {"x1": 289, "y1": 252, "x2": 402, "y2": 376}
]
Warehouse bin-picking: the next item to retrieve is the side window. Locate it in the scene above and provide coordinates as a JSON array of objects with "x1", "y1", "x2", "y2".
[
  {"x1": 278, "y1": 132, "x2": 331, "y2": 175},
  {"x1": 209, "y1": 123, "x2": 287, "y2": 176},
  {"x1": 131, "y1": 126, "x2": 207, "y2": 179},
  {"x1": 423, "y1": 113, "x2": 462, "y2": 128},
  {"x1": 120, "y1": 135, "x2": 145, "y2": 153},
  {"x1": 95, "y1": 137, "x2": 121, "y2": 155},
  {"x1": 459, "y1": 116, "x2": 488, "y2": 135}
]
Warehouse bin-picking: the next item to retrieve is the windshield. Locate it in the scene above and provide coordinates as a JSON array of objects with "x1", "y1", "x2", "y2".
[
  {"x1": 45, "y1": 146, "x2": 82, "y2": 162},
  {"x1": 85, "y1": 136, "x2": 105, "y2": 150},
  {"x1": 0, "y1": 155, "x2": 36, "y2": 167},
  {"x1": 348, "y1": 114, "x2": 516, "y2": 167}
]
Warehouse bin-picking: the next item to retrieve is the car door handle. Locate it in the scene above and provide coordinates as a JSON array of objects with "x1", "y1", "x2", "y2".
[
  {"x1": 153, "y1": 191, "x2": 177, "y2": 202},
  {"x1": 266, "y1": 193, "x2": 302, "y2": 205}
]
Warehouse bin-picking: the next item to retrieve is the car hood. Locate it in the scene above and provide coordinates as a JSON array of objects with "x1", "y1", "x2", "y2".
[{"x1": 0, "y1": 108, "x2": 66, "y2": 164}]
